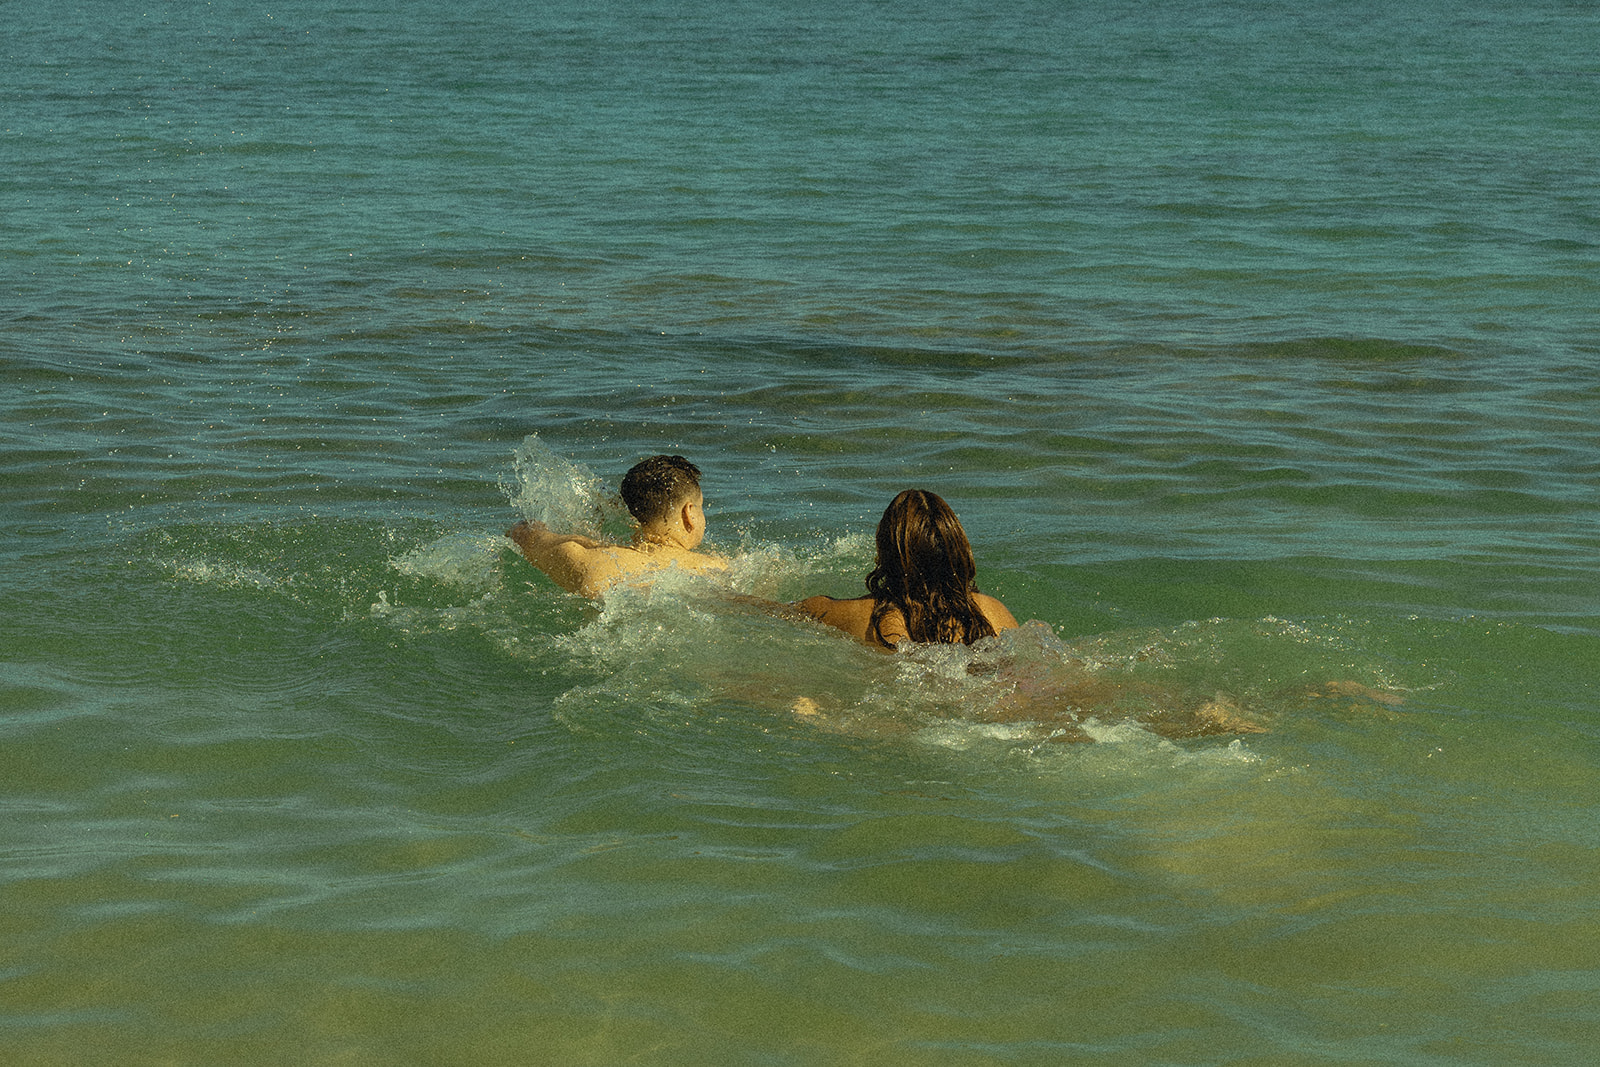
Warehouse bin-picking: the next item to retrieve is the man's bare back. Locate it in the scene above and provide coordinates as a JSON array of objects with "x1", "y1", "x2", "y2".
[
  {"x1": 506, "y1": 455, "x2": 724, "y2": 598},
  {"x1": 507, "y1": 519, "x2": 724, "y2": 597}
]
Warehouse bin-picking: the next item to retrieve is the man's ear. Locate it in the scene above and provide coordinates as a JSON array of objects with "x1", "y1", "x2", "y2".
[{"x1": 678, "y1": 499, "x2": 698, "y2": 534}]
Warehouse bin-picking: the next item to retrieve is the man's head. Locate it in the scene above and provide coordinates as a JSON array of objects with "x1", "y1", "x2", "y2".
[{"x1": 619, "y1": 455, "x2": 703, "y2": 527}]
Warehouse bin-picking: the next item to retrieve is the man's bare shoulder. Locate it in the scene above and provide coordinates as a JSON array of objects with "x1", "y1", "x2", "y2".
[
  {"x1": 668, "y1": 549, "x2": 729, "y2": 575},
  {"x1": 507, "y1": 521, "x2": 623, "y2": 596},
  {"x1": 582, "y1": 545, "x2": 728, "y2": 595},
  {"x1": 507, "y1": 520, "x2": 605, "y2": 554}
]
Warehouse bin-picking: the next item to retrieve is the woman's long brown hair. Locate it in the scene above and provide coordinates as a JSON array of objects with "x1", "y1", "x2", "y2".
[{"x1": 865, "y1": 489, "x2": 998, "y2": 647}]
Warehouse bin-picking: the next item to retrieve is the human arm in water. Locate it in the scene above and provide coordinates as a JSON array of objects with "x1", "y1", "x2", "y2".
[
  {"x1": 506, "y1": 520, "x2": 625, "y2": 597},
  {"x1": 507, "y1": 517, "x2": 729, "y2": 598},
  {"x1": 792, "y1": 592, "x2": 1020, "y2": 650}
]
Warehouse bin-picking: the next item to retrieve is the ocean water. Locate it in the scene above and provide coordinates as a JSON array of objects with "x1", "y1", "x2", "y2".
[{"x1": 4, "y1": 0, "x2": 1600, "y2": 1063}]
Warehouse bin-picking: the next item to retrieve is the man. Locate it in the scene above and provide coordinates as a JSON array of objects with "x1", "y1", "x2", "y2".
[{"x1": 506, "y1": 454, "x2": 724, "y2": 597}]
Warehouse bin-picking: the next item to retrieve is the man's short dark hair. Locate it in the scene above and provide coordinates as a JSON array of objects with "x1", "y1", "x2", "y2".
[{"x1": 619, "y1": 455, "x2": 702, "y2": 524}]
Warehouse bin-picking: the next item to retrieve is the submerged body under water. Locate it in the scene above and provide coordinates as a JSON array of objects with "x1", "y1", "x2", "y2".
[
  {"x1": 503, "y1": 437, "x2": 1407, "y2": 748},
  {"x1": 5, "y1": 0, "x2": 1599, "y2": 1060},
  {"x1": 6, "y1": 407, "x2": 1597, "y2": 1065}
]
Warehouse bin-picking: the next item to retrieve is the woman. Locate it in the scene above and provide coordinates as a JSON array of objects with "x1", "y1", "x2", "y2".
[
  {"x1": 795, "y1": 489, "x2": 1019, "y2": 650},
  {"x1": 788, "y1": 490, "x2": 1300, "y2": 738}
]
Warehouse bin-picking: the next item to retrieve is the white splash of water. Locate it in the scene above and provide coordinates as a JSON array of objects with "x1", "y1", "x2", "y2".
[{"x1": 499, "y1": 433, "x2": 629, "y2": 538}]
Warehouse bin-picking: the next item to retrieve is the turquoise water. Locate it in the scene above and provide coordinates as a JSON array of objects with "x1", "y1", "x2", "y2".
[{"x1": 5, "y1": 0, "x2": 1600, "y2": 1063}]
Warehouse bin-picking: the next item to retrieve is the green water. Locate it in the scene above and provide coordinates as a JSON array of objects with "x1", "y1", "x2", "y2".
[
  {"x1": 6, "y1": 0, "x2": 1600, "y2": 1060},
  {"x1": 6, "y1": 469, "x2": 1597, "y2": 1061}
]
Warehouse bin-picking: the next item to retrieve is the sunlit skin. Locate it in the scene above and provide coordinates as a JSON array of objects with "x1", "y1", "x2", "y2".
[
  {"x1": 793, "y1": 489, "x2": 1018, "y2": 651},
  {"x1": 794, "y1": 590, "x2": 1018, "y2": 650},
  {"x1": 507, "y1": 489, "x2": 724, "y2": 597},
  {"x1": 783, "y1": 491, "x2": 1399, "y2": 738}
]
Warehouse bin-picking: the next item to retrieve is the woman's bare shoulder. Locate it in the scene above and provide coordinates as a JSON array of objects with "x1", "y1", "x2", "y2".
[
  {"x1": 976, "y1": 592, "x2": 1020, "y2": 631},
  {"x1": 794, "y1": 595, "x2": 901, "y2": 649}
]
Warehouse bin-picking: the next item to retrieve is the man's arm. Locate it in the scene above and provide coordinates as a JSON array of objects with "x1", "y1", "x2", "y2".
[{"x1": 506, "y1": 520, "x2": 618, "y2": 596}]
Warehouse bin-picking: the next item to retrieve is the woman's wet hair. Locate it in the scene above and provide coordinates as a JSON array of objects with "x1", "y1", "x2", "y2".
[
  {"x1": 866, "y1": 488, "x2": 998, "y2": 646},
  {"x1": 619, "y1": 455, "x2": 702, "y2": 524}
]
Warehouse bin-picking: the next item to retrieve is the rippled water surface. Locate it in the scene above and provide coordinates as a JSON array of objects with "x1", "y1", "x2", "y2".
[{"x1": 4, "y1": 0, "x2": 1600, "y2": 1062}]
